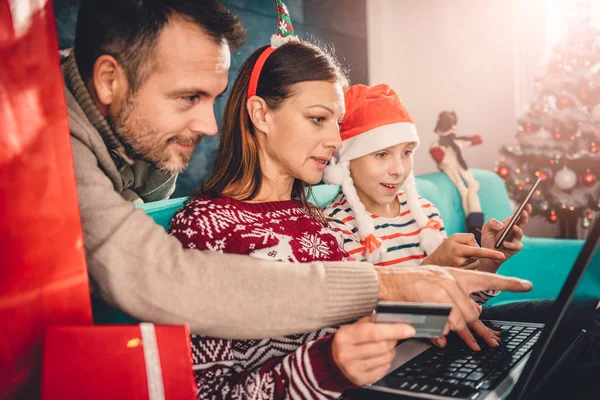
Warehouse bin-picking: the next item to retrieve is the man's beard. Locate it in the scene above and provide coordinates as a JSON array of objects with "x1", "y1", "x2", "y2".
[{"x1": 106, "y1": 94, "x2": 202, "y2": 174}]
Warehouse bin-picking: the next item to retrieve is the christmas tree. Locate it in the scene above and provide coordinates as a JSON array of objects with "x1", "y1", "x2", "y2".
[{"x1": 496, "y1": 0, "x2": 600, "y2": 238}]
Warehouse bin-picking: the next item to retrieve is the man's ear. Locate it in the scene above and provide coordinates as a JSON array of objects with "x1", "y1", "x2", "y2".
[
  {"x1": 92, "y1": 55, "x2": 127, "y2": 108},
  {"x1": 246, "y1": 95, "x2": 270, "y2": 134}
]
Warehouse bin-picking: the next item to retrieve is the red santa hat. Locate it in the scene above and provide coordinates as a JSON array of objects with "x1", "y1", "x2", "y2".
[{"x1": 324, "y1": 84, "x2": 445, "y2": 263}]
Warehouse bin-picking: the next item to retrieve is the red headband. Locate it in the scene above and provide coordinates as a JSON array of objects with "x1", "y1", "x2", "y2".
[{"x1": 247, "y1": 46, "x2": 275, "y2": 99}]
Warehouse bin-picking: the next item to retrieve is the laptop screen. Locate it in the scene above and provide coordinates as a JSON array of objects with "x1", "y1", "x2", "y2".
[{"x1": 509, "y1": 216, "x2": 600, "y2": 399}]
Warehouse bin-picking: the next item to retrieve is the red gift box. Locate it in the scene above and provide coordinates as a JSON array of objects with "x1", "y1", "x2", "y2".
[{"x1": 41, "y1": 324, "x2": 197, "y2": 400}]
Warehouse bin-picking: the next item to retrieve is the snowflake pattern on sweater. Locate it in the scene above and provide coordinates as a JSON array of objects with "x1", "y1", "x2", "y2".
[{"x1": 169, "y1": 195, "x2": 356, "y2": 399}]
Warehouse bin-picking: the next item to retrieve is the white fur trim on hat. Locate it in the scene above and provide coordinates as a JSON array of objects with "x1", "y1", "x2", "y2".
[
  {"x1": 339, "y1": 122, "x2": 419, "y2": 162},
  {"x1": 324, "y1": 158, "x2": 386, "y2": 263},
  {"x1": 402, "y1": 172, "x2": 445, "y2": 254}
]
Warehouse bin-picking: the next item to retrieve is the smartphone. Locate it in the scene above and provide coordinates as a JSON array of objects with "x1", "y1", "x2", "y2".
[
  {"x1": 374, "y1": 301, "x2": 451, "y2": 338},
  {"x1": 494, "y1": 177, "x2": 541, "y2": 249}
]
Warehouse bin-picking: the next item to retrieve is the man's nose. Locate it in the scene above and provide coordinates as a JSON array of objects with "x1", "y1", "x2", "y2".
[{"x1": 189, "y1": 104, "x2": 218, "y2": 136}]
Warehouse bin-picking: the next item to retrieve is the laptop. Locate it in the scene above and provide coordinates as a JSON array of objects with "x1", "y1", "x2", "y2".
[{"x1": 365, "y1": 216, "x2": 600, "y2": 399}]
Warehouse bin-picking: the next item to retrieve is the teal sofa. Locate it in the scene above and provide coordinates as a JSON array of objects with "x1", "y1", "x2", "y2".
[{"x1": 93, "y1": 169, "x2": 584, "y2": 323}]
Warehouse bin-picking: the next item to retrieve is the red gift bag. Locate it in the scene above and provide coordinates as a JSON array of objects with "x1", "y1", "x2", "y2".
[
  {"x1": 42, "y1": 324, "x2": 197, "y2": 400},
  {"x1": 0, "y1": 2, "x2": 92, "y2": 399}
]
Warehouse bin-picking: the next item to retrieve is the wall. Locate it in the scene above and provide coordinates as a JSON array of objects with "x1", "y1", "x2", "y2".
[
  {"x1": 366, "y1": 0, "x2": 565, "y2": 237},
  {"x1": 367, "y1": 0, "x2": 547, "y2": 176}
]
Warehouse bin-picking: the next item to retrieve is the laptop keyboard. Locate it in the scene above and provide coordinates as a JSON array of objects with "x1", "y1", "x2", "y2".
[{"x1": 373, "y1": 323, "x2": 542, "y2": 398}]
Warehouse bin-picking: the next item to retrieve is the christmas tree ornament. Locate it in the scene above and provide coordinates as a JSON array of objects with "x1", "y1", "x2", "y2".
[
  {"x1": 591, "y1": 142, "x2": 598, "y2": 153},
  {"x1": 536, "y1": 168, "x2": 552, "y2": 182},
  {"x1": 583, "y1": 215, "x2": 591, "y2": 228},
  {"x1": 549, "y1": 211, "x2": 559, "y2": 223},
  {"x1": 540, "y1": 200, "x2": 549, "y2": 211},
  {"x1": 430, "y1": 111, "x2": 484, "y2": 243},
  {"x1": 554, "y1": 166, "x2": 578, "y2": 190},
  {"x1": 582, "y1": 169, "x2": 597, "y2": 186},
  {"x1": 557, "y1": 95, "x2": 574, "y2": 109},
  {"x1": 496, "y1": 165, "x2": 510, "y2": 179}
]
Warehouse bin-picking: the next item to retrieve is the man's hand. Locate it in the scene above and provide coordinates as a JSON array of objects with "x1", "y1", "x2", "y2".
[
  {"x1": 421, "y1": 233, "x2": 505, "y2": 269},
  {"x1": 332, "y1": 316, "x2": 416, "y2": 386},
  {"x1": 376, "y1": 266, "x2": 532, "y2": 336},
  {"x1": 479, "y1": 204, "x2": 531, "y2": 273}
]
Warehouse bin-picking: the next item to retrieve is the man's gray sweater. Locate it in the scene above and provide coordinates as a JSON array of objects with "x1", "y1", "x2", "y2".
[{"x1": 62, "y1": 52, "x2": 378, "y2": 338}]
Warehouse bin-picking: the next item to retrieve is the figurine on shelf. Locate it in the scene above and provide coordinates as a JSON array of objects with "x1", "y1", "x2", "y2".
[{"x1": 430, "y1": 111, "x2": 485, "y2": 243}]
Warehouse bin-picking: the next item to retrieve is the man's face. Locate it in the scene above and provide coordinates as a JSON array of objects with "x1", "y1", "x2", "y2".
[{"x1": 109, "y1": 17, "x2": 231, "y2": 173}]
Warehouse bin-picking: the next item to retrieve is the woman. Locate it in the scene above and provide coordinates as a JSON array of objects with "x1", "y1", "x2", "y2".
[{"x1": 169, "y1": 39, "x2": 415, "y2": 399}]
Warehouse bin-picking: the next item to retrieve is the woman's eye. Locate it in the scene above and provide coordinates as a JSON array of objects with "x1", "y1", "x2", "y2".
[
  {"x1": 375, "y1": 152, "x2": 388, "y2": 159},
  {"x1": 311, "y1": 117, "x2": 326, "y2": 125},
  {"x1": 403, "y1": 149, "x2": 414, "y2": 156}
]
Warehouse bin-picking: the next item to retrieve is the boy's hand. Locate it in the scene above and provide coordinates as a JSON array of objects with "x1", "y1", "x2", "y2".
[
  {"x1": 332, "y1": 316, "x2": 415, "y2": 386},
  {"x1": 479, "y1": 204, "x2": 531, "y2": 273},
  {"x1": 421, "y1": 233, "x2": 505, "y2": 269}
]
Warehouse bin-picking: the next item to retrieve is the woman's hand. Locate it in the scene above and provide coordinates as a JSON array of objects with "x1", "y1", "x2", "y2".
[
  {"x1": 479, "y1": 204, "x2": 531, "y2": 273},
  {"x1": 331, "y1": 316, "x2": 415, "y2": 386},
  {"x1": 421, "y1": 233, "x2": 505, "y2": 269}
]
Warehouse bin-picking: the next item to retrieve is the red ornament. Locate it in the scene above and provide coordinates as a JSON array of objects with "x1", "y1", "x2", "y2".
[
  {"x1": 558, "y1": 96, "x2": 572, "y2": 108},
  {"x1": 497, "y1": 166, "x2": 510, "y2": 178},
  {"x1": 549, "y1": 213, "x2": 558, "y2": 223},
  {"x1": 583, "y1": 171, "x2": 597, "y2": 187},
  {"x1": 591, "y1": 144, "x2": 598, "y2": 153}
]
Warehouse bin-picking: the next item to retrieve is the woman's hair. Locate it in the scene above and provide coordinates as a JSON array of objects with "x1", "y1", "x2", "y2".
[{"x1": 202, "y1": 40, "x2": 348, "y2": 220}]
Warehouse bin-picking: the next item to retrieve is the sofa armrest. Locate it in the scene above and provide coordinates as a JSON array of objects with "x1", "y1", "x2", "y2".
[{"x1": 487, "y1": 236, "x2": 584, "y2": 306}]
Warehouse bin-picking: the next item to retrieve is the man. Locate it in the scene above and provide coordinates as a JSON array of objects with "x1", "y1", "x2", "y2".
[{"x1": 65, "y1": 0, "x2": 530, "y2": 339}]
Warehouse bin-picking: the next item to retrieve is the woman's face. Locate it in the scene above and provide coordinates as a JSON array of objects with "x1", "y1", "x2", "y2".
[
  {"x1": 349, "y1": 142, "x2": 416, "y2": 212},
  {"x1": 261, "y1": 80, "x2": 345, "y2": 185}
]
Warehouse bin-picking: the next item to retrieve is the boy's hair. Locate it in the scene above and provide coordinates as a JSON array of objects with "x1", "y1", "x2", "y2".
[
  {"x1": 74, "y1": 0, "x2": 247, "y2": 93},
  {"x1": 202, "y1": 40, "x2": 348, "y2": 221}
]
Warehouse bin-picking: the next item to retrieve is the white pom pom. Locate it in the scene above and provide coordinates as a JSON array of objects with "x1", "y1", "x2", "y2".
[
  {"x1": 270, "y1": 34, "x2": 299, "y2": 49},
  {"x1": 323, "y1": 160, "x2": 347, "y2": 185},
  {"x1": 365, "y1": 240, "x2": 387, "y2": 264},
  {"x1": 419, "y1": 229, "x2": 445, "y2": 255}
]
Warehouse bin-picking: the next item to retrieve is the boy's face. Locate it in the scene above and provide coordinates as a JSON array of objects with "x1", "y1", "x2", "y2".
[{"x1": 349, "y1": 142, "x2": 416, "y2": 212}]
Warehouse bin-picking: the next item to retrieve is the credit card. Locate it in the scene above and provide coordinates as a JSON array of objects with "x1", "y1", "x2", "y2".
[{"x1": 374, "y1": 301, "x2": 452, "y2": 338}]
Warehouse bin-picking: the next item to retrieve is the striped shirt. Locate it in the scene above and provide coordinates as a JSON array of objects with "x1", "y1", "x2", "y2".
[
  {"x1": 324, "y1": 192, "x2": 497, "y2": 304},
  {"x1": 324, "y1": 192, "x2": 446, "y2": 267}
]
